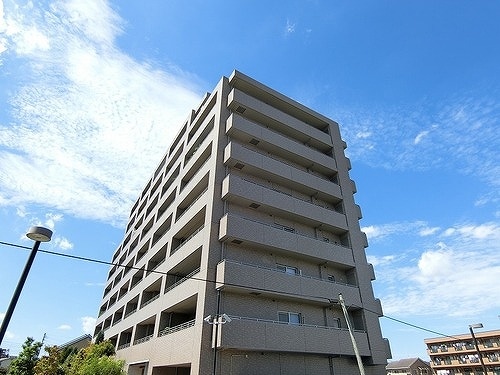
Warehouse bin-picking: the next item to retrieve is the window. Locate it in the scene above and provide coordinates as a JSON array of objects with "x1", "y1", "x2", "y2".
[
  {"x1": 278, "y1": 311, "x2": 301, "y2": 324},
  {"x1": 277, "y1": 264, "x2": 300, "y2": 275}
]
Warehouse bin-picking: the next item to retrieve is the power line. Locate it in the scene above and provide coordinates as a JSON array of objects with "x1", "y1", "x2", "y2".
[{"x1": 0, "y1": 239, "x2": 464, "y2": 341}]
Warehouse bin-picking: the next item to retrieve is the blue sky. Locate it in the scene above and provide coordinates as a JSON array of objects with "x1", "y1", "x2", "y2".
[{"x1": 1, "y1": 0, "x2": 499, "y2": 361}]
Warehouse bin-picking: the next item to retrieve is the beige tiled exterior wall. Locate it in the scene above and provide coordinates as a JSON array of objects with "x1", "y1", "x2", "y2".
[
  {"x1": 425, "y1": 329, "x2": 500, "y2": 374},
  {"x1": 95, "y1": 71, "x2": 391, "y2": 375}
]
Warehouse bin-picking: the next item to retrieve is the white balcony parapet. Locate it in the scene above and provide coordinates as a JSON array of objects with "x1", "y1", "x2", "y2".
[
  {"x1": 165, "y1": 267, "x2": 201, "y2": 293},
  {"x1": 140, "y1": 293, "x2": 160, "y2": 308},
  {"x1": 117, "y1": 342, "x2": 130, "y2": 350},
  {"x1": 158, "y1": 319, "x2": 196, "y2": 337},
  {"x1": 133, "y1": 334, "x2": 154, "y2": 345},
  {"x1": 171, "y1": 226, "x2": 205, "y2": 254}
]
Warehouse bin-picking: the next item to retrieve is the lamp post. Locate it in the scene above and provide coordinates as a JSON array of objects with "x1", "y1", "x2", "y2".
[
  {"x1": 469, "y1": 323, "x2": 487, "y2": 375},
  {"x1": 0, "y1": 226, "x2": 52, "y2": 346},
  {"x1": 204, "y1": 313, "x2": 232, "y2": 375}
]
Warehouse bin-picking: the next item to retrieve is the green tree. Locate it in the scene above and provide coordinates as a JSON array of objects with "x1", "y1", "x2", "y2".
[
  {"x1": 34, "y1": 345, "x2": 64, "y2": 375},
  {"x1": 76, "y1": 356, "x2": 124, "y2": 375},
  {"x1": 66, "y1": 341, "x2": 124, "y2": 375},
  {"x1": 7, "y1": 337, "x2": 42, "y2": 375}
]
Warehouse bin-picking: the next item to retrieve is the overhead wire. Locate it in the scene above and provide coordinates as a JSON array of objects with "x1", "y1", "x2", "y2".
[{"x1": 0, "y1": 239, "x2": 464, "y2": 341}]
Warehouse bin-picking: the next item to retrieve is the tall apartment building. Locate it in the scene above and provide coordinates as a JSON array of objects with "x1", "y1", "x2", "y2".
[
  {"x1": 94, "y1": 70, "x2": 391, "y2": 375},
  {"x1": 425, "y1": 329, "x2": 500, "y2": 374}
]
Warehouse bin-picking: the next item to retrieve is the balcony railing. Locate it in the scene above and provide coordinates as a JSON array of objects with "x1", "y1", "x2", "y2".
[
  {"x1": 240, "y1": 177, "x2": 342, "y2": 214},
  {"x1": 176, "y1": 187, "x2": 208, "y2": 222},
  {"x1": 133, "y1": 334, "x2": 154, "y2": 345},
  {"x1": 158, "y1": 319, "x2": 195, "y2": 337},
  {"x1": 236, "y1": 143, "x2": 336, "y2": 183},
  {"x1": 117, "y1": 342, "x2": 130, "y2": 350},
  {"x1": 170, "y1": 226, "x2": 204, "y2": 255},
  {"x1": 123, "y1": 308, "x2": 137, "y2": 319},
  {"x1": 218, "y1": 260, "x2": 355, "y2": 287},
  {"x1": 225, "y1": 213, "x2": 350, "y2": 249},
  {"x1": 227, "y1": 315, "x2": 365, "y2": 333},
  {"x1": 140, "y1": 293, "x2": 160, "y2": 308},
  {"x1": 147, "y1": 258, "x2": 165, "y2": 275},
  {"x1": 165, "y1": 267, "x2": 201, "y2": 293}
]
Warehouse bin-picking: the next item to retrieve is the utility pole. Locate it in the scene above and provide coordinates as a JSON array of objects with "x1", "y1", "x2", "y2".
[{"x1": 338, "y1": 293, "x2": 365, "y2": 375}]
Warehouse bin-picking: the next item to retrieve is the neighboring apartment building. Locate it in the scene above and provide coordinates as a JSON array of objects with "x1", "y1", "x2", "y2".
[
  {"x1": 425, "y1": 329, "x2": 500, "y2": 375},
  {"x1": 60, "y1": 334, "x2": 92, "y2": 351},
  {"x1": 386, "y1": 357, "x2": 432, "y2": 375},
  {"x1": 94, "y1": 70, "x2": 391, "y2": 375}
]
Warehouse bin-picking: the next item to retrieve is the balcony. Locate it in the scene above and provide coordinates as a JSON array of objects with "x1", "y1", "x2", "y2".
[
  {"x1": 226, "y1": 113, "x2": 336, "y2": 174},
  {"x1": 227, "y1": 88, "x2": 332, "y2": 152},
  {"x1": 222, "y1": 174, "x2": 346, "y2": 232},
  {"x1": 158, "y1": 319, "x2": 195, "y2": 337},
  {"x1": 216, "y1": 260, "x2": 360, "y2": 306},
  {"x1": 219, "y1": 214, "x2": 354, "y2": 267},
  {"x1": 224, "y1": 142, "x2": 341, "y2": 203},
  {"x1": 218, "y1": 315, "x2": 369, "y2": 356}
]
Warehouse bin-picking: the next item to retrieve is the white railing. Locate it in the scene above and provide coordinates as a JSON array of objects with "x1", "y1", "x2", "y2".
[
  {"x1": 165, "y1": 268, "x2": 201, "y2": 293},
  {"x1": 140, "y1": 293, "x2": 160, "y2": 308},
  {"x1": 158, "y1": 319, "x2": 195, "y2": 337},
  {"x1": 170, "y1": 226, "x2": 204, "y2": 254},
  {"x1": 117, "y1": 342, "x2": 130, "y2": 350},
  {"x1": 133, "y1": 334, "x2": 154, "y2": 345}
]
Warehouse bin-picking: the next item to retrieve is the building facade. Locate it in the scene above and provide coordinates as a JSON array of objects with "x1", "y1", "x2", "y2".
[
  {"x1": 94, "y1": 71, "x2": 391, "y2": 375},
  {"x1": 386, "y1": 357, "x2": 432, "y2": 375},
  {"x1": 425, "y1": 329, "x2": 500, "y2": 375}
]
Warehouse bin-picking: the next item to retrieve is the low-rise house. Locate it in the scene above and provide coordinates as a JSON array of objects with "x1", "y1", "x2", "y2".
[{"x1": 386, "y1": 357, "x2": 432, "y2": 375}]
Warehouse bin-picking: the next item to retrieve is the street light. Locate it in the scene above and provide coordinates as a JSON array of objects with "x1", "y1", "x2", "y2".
[
  {"x1": 0, "y1": 226, "x2": 52, "y2": 346},
  {"x1": 469, "y1": 323, "x2": 487, "y2": 375},
  {"x1": 204, "y1": 314, "x2": 232, "y2": 375}
]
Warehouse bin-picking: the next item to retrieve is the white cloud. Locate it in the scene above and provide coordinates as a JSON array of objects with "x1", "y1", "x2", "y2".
[
  {"x1": 416, "y1": 244, "x2": 453, "y2": 279},
  {"x1": 44, "y1": 213, "x2": 63, "y2": 230},
  {"x1": 58, "y1": 324, "x2": 72, "y2": 331},
  {"x1": 53, "y1": 236, "x2": 74, "y2": 251},
  {"x1": 334, "y1": 95, "x2": 500, "y2": 204},
  {"x1": 81, "y1": 316, "x2": 96, "y2": 334},
  {"x1": 85, "y1": 282, "x2": 105, "y2": 287},
  {"x1": 414, "y1": 130, "x2": 429, "y2": 144},
  {"x1": 362, "y1": 220, "x2": 429, "y2": 241},
  {"x1": 374, "y1": 221, "x2": 500, "y2": 317},
  {"x1": 16, "y1": 206, "x2": 27, "y2": 217},
  {"x1": 0, "y1": 0, "x2": 201, "y2": 226},
  {"x1": 418, "y1": 226, "x2": 440, "y2": 236},
  {"x1": 442, "y1": 223, "x2": 499, "y2": 240},
  {"x1": 455, "y1": 223, "x2": 499, "y2": 239},
  {"x1": 367, "y1": 254, "x2": 396, "y2": 267},
  {"x1": 356, "y1": 131, "x2": 371, "y2": 139},
  {"x1": 285, "y1": 19, "x2": 296, "y2": 35}
]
